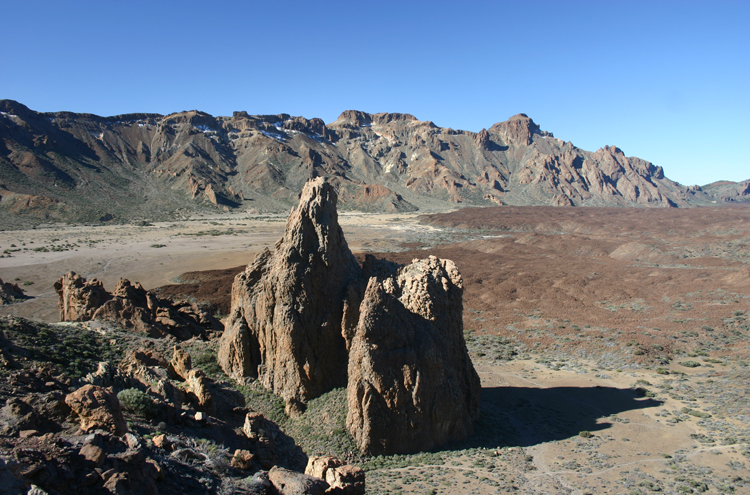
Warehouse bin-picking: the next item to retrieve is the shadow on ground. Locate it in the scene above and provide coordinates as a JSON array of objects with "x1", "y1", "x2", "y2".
[{"x1": 450, "y1": 386, "x2": 663, "y2": 450}]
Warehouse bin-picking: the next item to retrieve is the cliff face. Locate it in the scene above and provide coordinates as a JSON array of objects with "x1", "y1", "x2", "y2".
[{"x1": 0, "y1": 100, "x2": 705, "y2": 225}]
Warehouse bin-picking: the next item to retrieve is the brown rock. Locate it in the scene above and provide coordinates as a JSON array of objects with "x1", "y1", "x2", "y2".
[
  {"x1": 79, "y1": 443, "x2": 106, "y2": 466},
  {"x1": 65, "y1": 384, "x2": 127, "y2": 436},
  {"x1": 53, "y1": 272, "x2": 110, "y2": 321},
  {"x1": 345, "y1": 255, "x2": 481, "y2": 455},
  {"x1": 268, "y1": 466, "x2": 329, "y2": 495},
  {"x1": 304, "y1": 455, "x2": 343, "y2": 479},
  {"x1": 218, "y1": 178, "x2": 361, "y2": 414}
]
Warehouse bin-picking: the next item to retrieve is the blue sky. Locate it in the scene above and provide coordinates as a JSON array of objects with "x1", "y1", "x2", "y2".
[{"x1": 1, "y1": 0, "x2": 747, "y2": 185}]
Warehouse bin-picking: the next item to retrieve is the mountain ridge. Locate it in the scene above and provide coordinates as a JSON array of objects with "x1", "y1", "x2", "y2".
[{"x1": 0, "y1": 99, "x2": 742, "y2": 226}]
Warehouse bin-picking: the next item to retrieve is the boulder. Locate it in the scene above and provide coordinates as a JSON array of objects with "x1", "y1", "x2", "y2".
[
  {"x1": 268, "y1": 466, "x2": 329, "y2": 495},
  {"x1": 65, "y1": 385, "x2": 127, "y2": 436},
  {"x1": 305, "y1": 456, "x2": 365, "y2": 494},
  {"x1": 345, "y1": 255, "x2": 481, "y2": 455},
  {"x1": 218, "y1": 177, "x2": 361, "y2": 414}
]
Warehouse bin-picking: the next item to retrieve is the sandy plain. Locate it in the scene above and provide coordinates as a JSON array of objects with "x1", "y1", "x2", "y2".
[{"x1": 2, "y1": 206, "x2": 750, "y2": 494}]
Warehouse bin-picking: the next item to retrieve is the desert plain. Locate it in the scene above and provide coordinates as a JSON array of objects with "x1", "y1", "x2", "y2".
[{"x1": 2, "y1": 204, "x2": 750, "y2": 494}]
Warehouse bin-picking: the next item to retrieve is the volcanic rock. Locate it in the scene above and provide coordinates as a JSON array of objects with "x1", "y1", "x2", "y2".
[
  {"x1": 344, "y1": 255, "x2": 481, "y2": 455},
  {"x1": 218, "y1": 178, "x2": 360, "y2": 414},
  {"x1": 64, "y1": 385, "x2": 127, "y2": 436},
  {"x1": 54, "y1": 272, "x2": 221, "y2": 340}
]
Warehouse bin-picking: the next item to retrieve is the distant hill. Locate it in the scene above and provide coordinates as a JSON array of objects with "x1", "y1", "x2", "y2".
[{"x1": 0, "y1": 100, "x2": 738, "y2": 226}]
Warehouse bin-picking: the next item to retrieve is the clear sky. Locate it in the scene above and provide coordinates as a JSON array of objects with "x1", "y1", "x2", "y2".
[{"x1": 1, "y1": 0, "x2": 747, "y2": 186}]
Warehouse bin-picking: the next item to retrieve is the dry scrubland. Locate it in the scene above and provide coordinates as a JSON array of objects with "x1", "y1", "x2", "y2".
[{"x1": 2, "y1": 205, "x2": 750, "y2": 494}]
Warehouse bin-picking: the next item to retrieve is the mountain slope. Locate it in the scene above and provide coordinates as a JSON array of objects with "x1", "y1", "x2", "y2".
[{"x1": 0, "y1": 100, "x2": 709, "y2": 225}]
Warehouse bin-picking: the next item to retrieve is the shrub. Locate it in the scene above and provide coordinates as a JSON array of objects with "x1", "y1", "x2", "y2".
[
  {"x1": 579, "y1": 430, "x2": 592, "y2": 438},
  {"x1": 117, "y1": 388, "x2": 158, "y2": 418},
  {"x1": 679, "y1": 360, "x2": 701, "y2": 368}
]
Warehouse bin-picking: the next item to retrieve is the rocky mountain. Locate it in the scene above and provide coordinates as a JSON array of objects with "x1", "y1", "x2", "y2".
[
  {"x1": 0, "y1": 99, "x2": 722, "y2": 226},
  {"x1": 686, "y1": 179, "x2": 750, "y2": 204}
]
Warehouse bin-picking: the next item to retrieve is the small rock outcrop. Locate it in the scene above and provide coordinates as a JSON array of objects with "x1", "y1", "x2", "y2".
[
  {"x1": 54, "y1": 272, "x2": 222, "y2": 340},
  {"x1": 218, "y1": 178, "x2": 360, "y2": 414},
  {"x1": 53, "y1": 272, "x2": 109, "y2": 321},
  {"x1": 65, "y1": 384, "x2": 127, "y2": 436},
  {"x1": 344, "y1": 256, "x2": 481, "y2": 455}
]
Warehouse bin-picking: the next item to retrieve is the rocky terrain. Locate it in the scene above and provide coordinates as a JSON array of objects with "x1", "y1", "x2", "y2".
[
  {"x1": 3, "y1": 99, "x2": 740, "y2": 228},
  {"x1": 1, "y1": 178, "x2": 750, "y2": 493}
]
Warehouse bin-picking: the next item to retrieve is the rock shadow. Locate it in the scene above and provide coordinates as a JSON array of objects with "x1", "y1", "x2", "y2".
[{"x1": 448, "y1": 385, "x2": 663, "y2": 449}]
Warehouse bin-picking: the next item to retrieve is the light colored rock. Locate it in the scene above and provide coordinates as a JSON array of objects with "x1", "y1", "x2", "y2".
[
  {"x1": 305, "y1": 456, "x2": 365, "y2": 494},
  {"x1": 169, "y1": 346, "x2": 192, "y2": 380}
]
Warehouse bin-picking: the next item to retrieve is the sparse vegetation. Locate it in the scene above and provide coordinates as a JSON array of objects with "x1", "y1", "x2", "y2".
[{"x1": 117, "y1": 388, "x2": 159, "y2": 418}]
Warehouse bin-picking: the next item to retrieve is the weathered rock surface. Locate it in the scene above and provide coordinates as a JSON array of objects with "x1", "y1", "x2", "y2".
[
  {"x1": 345, "y1": 255, "x2": 481, "y2": 455},
  {"x1": 268, "y1": 466, "x2": 329, "y2": 495},
  {"x1": 305, "y1": 456, "x2": 365, "y2": 494},
  {"x1": 218, "y1": 178, "x2": 360, "y2": 414},
  {"x1": 64, "y1": 385, "x2": 127, "y2": 436},
  {"x1": 54, "y1": 272, "x2": 222, "y2": 340}
]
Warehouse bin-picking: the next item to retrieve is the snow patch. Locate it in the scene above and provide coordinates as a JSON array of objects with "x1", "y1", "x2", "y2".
[{"x1": 260, "y1": 130, "x2": 286, "y2": 142}]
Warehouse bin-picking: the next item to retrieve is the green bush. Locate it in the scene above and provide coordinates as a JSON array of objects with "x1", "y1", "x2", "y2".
[{"x1": 117, "y1": 388, "x2": 159, "y2": 418}]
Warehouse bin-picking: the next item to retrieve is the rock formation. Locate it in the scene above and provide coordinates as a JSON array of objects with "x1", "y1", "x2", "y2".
[
  {"x1": 54, "y1": 272, "x2": 110, "y2": 321},
  {"x1": 54, "y1": 272, "x2": 222, "y2": 340},
  {"x1": 219, "y1": 177, "x2": 481, "y2": 454},
  {"x1": 344, "y1": 256, "x2": 481, "y2": 454},
  {"x1": 218, "y1": 178, "x2": 360, "y2": 414}
]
